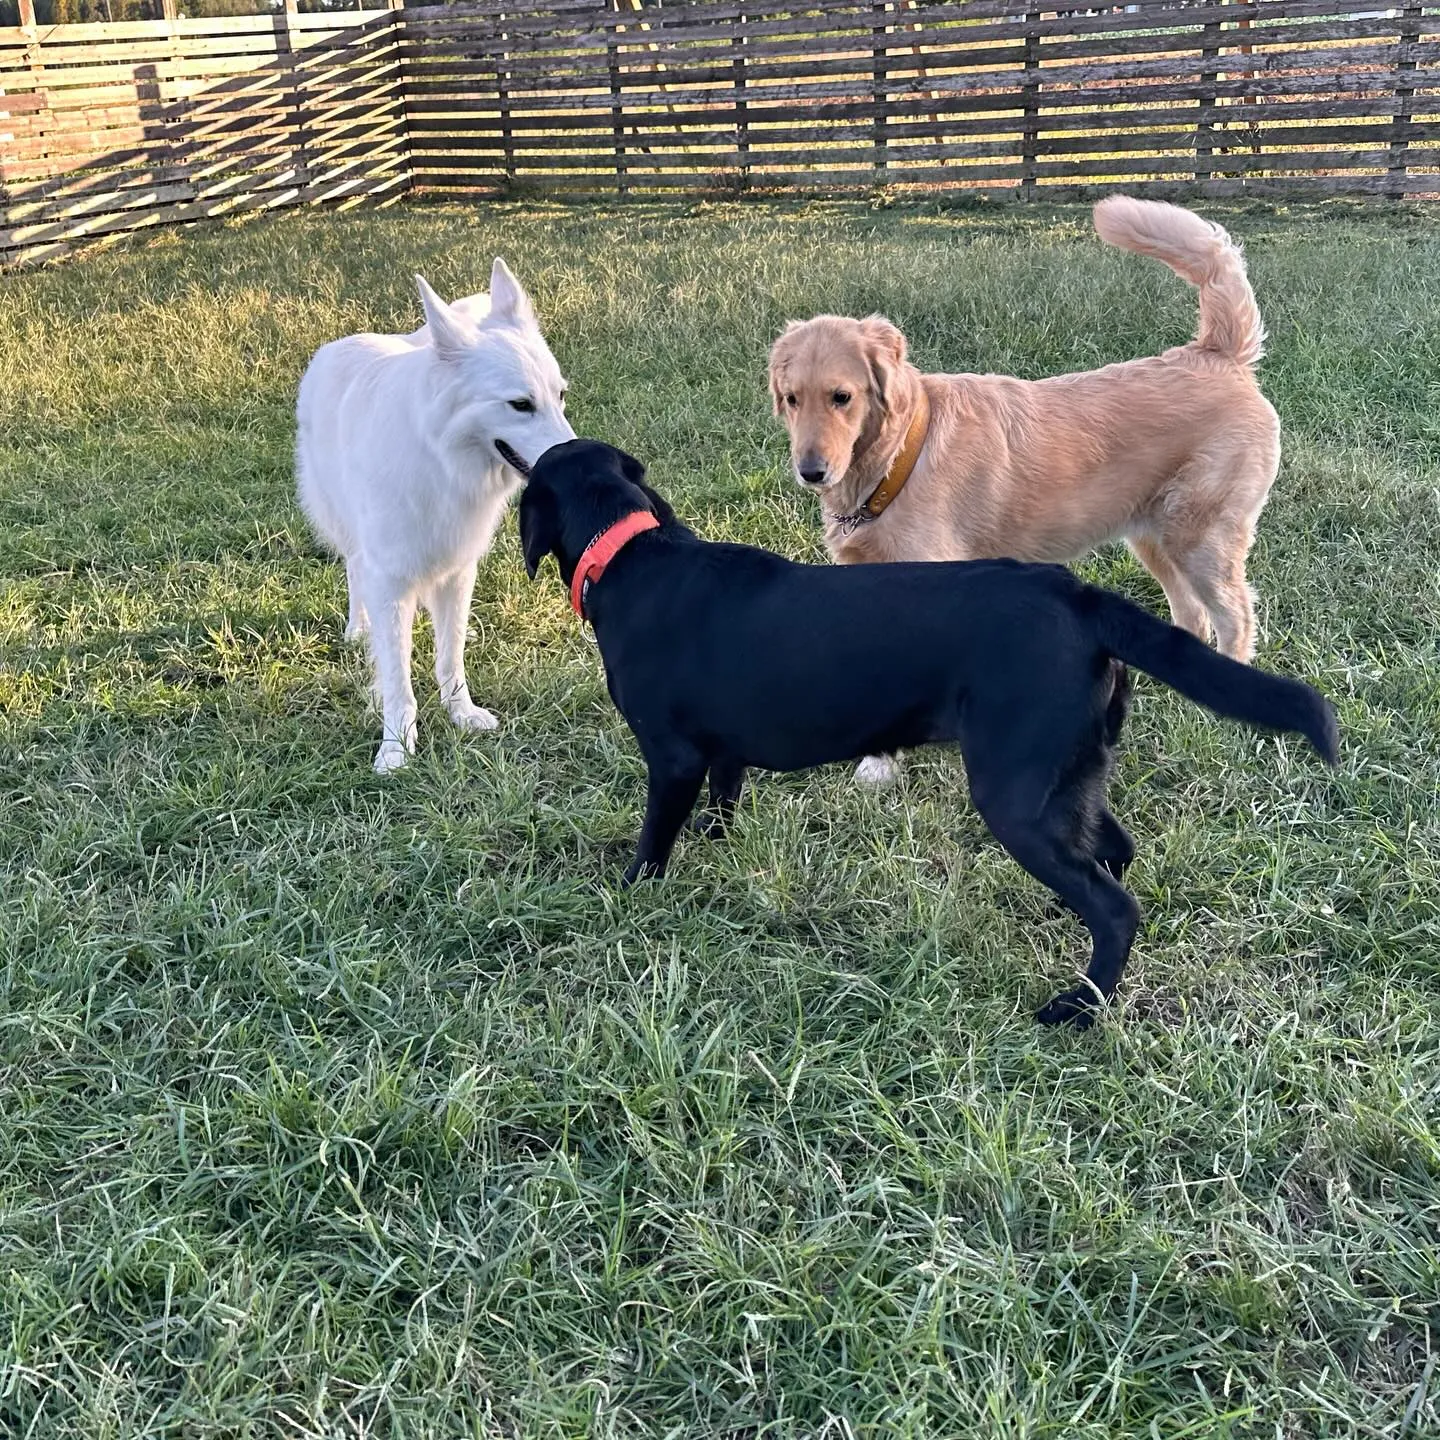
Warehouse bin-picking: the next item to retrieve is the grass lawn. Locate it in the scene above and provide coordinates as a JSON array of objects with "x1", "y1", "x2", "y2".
[{"x1": 1, "y1": 196, "x2": 1438, "y2": 1439}]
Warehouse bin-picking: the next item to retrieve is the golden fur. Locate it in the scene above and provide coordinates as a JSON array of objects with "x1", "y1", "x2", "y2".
[{"x1": 768, "y1": 196, "x2": 1279, "y2": 664}]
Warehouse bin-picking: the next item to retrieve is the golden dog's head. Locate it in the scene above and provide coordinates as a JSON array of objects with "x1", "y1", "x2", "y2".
[{"x1": 768, "y1": 314, "x2": 908, "y2": 490}]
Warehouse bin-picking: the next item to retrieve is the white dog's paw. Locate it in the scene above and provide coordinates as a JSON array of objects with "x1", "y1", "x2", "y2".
[
  {"x1": 373, "y1": 738, "x2": 413, "y2": 774},
  {"x1": 854, "y1": 755, "x2": 899, "y2": 787},
  {"x1": 450, "y1": 701, "x2": 499, "y2": 733},
  {"x1": 344, "y1": 616, "x2": 369, "y2": 642}
]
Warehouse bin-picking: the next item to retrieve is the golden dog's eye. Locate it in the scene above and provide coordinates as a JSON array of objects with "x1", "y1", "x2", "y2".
[
  {"x1": 832, "y1": 390, "x2": 851, "y2": 406},
  {"x1": 785, "y1": 393, "x2": 798, "y2": 408}
]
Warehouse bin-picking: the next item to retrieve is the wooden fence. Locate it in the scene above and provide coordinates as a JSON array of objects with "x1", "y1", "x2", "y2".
[
  {"x1": 4, "y1": 0, "x2": 1439, "y2": 266},
  {"x1": 1, "y1": 5, "x2": 409, "y2": 266}
]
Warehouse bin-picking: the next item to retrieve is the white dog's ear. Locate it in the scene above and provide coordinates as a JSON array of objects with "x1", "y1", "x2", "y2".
[
  {"x1": 859, "y1": 315, "x2": 907, "y2": 411},
  {"x1": 489, "y1": 258, "x2": 538, "y2": 330},
  {"x1": 416, "y1": 275, "x2": 476, "y2": 360}
]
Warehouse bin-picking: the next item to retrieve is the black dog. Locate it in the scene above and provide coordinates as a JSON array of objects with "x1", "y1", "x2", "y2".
[{"x1": 512, "y1": 438, "x2": 1338, "y2": 1027}]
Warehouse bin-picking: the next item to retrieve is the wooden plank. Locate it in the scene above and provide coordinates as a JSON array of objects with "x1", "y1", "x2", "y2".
[
  {"x1": 870, "y1": 0, "x2": 885, "y2": 184},
  {"x1": 404, "y1": 138, "x2": 1434, "y2": 180},
  {"x1": 734, "y1": 5, "x2": 749, "y2": 184},
  {"x1": 1020, "y1": 9, "x2": 1038, "y2": 200},
  {"x1": 4, "y1": 119, "x2": 410, "y2": 190},
  {"x1": 407, "y1": 162, "x2": 1440, "y2": 196},
  {"x1": 1391, "y1": 2, "x2": 1425, "y2": 195},
  {"x1": 2, "y1": 168, "x2": 411, "y2": 253},
  {"x1": 404, "y1": 115, "x2": 1435, "y2": 163},
  {"x1": 607, "y1": 10, "x2": 625, "y2": 196},
  {"x1": 378, "y1": 80, "x2": 1440, "y2": 138},
  {"x1": 1196, "y1": 1, "x2": 1221, "y2": 182},
  {"x1": 396, "y1": 45, "x2": 1440, "y2": 113},
  {"x1": 403, "y1": 91, "x2": 1416, "y2": 138},
  {"x1": 393, "y1": 0, "x2": 1399, "y2": 57},
  {"x1": 6, "y1": 138, "x2": 410, "y2": 225},
  {"x1": 394, "y1": 16, "x2": 1440, "y2": 93},
  {"x1": 0, "y1": 38, "x2": 404, "y2": 92},
  {"x1": 0, "y1": 11, "x2": 390, "y2": 46}
]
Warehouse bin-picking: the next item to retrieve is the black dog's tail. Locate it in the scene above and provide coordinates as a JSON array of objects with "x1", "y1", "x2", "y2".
[{"x1": 1089, "y1": 589, "x2": 1339, "y2": 764}]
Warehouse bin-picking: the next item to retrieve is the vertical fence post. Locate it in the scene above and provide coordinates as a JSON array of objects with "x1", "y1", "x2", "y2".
[
  {"x1": 734, "y1": 8, "x2": 748, "y2": 189},
  {"x1": 871, "y1": 0, "x2": 888, "y2": 188},
  {"x1": 388, "y1": 0, "x2": 412, "y2": 197},
  {"x1": 280, "y1": 0, "x2": 311, "y2": 194},
  {"x1": 1020, "y1": 11, "x2": 1039, "y2": 201},
  {"x1": 1236, "y1": 3, "x2": 1260, "y2": 157},
  {"x1": 1388, "y1": 3, "x2": 1422, "y2": 198},
  {"x1": 15, "y1": 0, "x2": 38, "y2": 211},
  {"x1": 1195, "y1": 7, "x2": 1221, "y2": 185},
  {"x1": 608, "y1": 2, "x2": 627, "y2": 196},
  {"x1": 496, "y1": 10, "x2": 515, "y2": 188}
]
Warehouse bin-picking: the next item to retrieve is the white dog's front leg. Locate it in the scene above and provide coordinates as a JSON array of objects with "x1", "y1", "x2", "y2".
[
  {"x1": 363, "y1": 576, "x2": 419, "y2": 774},
  {"x1": 429, "y1": 562, "x2": 498, "y2": 734},
  {"x1": 854, "y1": 754, "x2": 901, "y2": 786}
]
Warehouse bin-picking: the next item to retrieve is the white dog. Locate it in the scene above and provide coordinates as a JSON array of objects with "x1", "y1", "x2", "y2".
[{"x1": 297, "y1": 259, "x2": 574, "y2": 773}]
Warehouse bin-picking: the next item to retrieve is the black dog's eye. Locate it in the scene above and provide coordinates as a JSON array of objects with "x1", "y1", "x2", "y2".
[
  {"x1": 509, "y1": 398, "x2": 535, "y2": 413},
  {"x1": 832, "y1": 390, "x2": 851, "y2": 406},
  {"x1": 785, "y1": 393, "x2": 798, "y2": 407}
]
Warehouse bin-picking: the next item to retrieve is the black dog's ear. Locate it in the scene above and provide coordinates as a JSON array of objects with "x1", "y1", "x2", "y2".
[
  {"x1": 519, "y1": 487, "x2": 558, "y2": 579},
  {"x1": 631, "y1": 476, "x2": 675, "y2": 526},
  {"x1": 619, "y1": 449, "x2": 648, "y2": 490},
  {"x1": 617, "y1": 451, "x2": 676, "y2": 525}
]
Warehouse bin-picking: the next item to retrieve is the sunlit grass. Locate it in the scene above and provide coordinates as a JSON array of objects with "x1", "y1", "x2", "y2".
[{"x1": 0, "y1": 196, "x2": 1437, "y2": 1438}]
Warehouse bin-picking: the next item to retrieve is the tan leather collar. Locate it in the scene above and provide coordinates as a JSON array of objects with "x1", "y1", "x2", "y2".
[{"x1": 836, "y1": 384, "x2": 930, "y2": 534}]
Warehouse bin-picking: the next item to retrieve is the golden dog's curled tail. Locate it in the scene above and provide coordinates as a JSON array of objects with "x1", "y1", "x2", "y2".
[{"x1": 1093, "y1": 195, "x2": 1265, "y2": 367}]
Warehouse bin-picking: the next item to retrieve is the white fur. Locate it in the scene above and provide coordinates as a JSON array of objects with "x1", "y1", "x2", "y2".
[
  {"x1": 296, "y1": 259, "x2": 574, "y2": 773},
  {"x1": 853, "y1": 754, "x2": 899, "y2": 786}
]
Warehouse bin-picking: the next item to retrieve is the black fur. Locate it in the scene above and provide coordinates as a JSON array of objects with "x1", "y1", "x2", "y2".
[{"x1": 520, "y1": 439, "x2": 1339, "y2": 1028}]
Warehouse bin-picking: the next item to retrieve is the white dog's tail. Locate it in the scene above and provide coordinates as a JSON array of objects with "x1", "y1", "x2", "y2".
[{"x1": 1093, "y1": 195, "x2": 1265, "y2": 367}]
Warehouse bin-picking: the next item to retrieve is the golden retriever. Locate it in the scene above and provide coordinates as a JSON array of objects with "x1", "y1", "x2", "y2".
[{"x1": 768, "y1": 196, "x2": 1279, "y2": 784}]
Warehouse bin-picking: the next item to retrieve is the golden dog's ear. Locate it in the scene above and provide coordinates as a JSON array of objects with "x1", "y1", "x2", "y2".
[
  {"x1": 767, "y1": 325, "x2": 801, "y2": 417},
  {"x1": 768, "y1": 361, "x2": 787, "y2": 417},
  {"x1": 859, "y1": 315, "x2": 907, "y2": 411}
]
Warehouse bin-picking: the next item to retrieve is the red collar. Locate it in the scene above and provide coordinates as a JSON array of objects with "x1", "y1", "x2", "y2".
[{"x1": 570, "y1": 509, "x2": 660, "y2": 617}]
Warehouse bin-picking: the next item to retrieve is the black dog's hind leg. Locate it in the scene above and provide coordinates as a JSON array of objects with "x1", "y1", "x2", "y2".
[
  {"x1": 1094, "y1": 662, "x2": 1135, "y2": 883},
  {"x1": 1093, "y1": 809, "x2": 1136, "y2": 883},
  {"x1": 1041, "y1": 805, "x2": 1135, "y2": 916},
  {"x1": 624, "y1": 755, "x2": 705, "y2": 886},
  {"x1": 691, "y1": 757, "x2": 746, "y2": 840},
  {"x1": 969, "y1": 766, "x2": 1140, "y2": 1029}
]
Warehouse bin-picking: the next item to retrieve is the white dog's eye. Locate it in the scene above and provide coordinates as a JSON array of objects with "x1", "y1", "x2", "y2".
[
  {"x1": 832, "y1": 390, "x2": 851, "y2": 406},
  {"x1": 785, "y1": 393, "x2": 798, "y2": 408},
  {"x1": 509, "y1": 398, "x2": 535, "y2": 413}
]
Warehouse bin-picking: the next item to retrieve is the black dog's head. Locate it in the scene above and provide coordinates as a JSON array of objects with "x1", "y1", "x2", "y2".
[{"x1": 514, "y1": 438, "x2": 677, "y2": 588}]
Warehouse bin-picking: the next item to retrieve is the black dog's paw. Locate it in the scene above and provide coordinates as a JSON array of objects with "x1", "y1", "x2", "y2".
[
  {"x1": 1036, "y1": 987, "x2": 1100, "y2": 1029},
  {"x1": 621, "y1": 859, "x2": 662, "y2": 889},
  {"x1": 689, "y1": 810, "x2": 728, "y2": 840}
]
